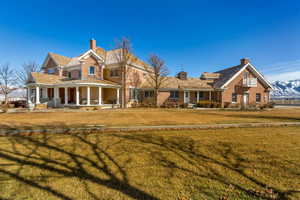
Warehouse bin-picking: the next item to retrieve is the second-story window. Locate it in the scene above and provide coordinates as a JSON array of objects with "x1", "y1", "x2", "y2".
[
  {"x1": 110, "y1": 69, "x2": 120, "y2": 77},
  {"x1": 89, "y1": 66, "x2": 95, "y2": 75}
]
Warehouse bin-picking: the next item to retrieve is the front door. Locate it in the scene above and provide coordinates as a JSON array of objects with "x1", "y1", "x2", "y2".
[
  {"x1": 243, "y1": 93, "x2": 249, "y2": 106},
  {"x1": 184, "y1": 91, "x2": 190, "y2": 104}
]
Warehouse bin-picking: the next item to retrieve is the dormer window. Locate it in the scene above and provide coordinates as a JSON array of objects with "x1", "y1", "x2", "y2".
[{"x1": 89, "y1": 66, "x2": 95, "y2": 75}]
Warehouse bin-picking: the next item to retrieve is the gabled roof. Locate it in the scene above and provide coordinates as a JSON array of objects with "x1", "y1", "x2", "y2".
[
  {"x1": 213, "y1": 63, "x2": 273, "y2": 89},
  {"x1": 78, "y1": 49, "x2": 104, "y2": 62},
  {"x1": 42, "y1": 53, "x2": 72, "y2": 69},
  {"x1": 213, "y1": 65, "x2": 243, "y2": 88}
]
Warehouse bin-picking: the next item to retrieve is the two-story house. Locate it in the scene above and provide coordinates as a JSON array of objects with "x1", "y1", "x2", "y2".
[{"x1": 27, "y1": 39, "x2": 273, "y2": 109}]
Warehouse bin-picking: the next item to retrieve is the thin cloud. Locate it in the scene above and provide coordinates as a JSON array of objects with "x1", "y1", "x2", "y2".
[{"x1": 262, "y1": 59, "x2": 300, "y2": 81}]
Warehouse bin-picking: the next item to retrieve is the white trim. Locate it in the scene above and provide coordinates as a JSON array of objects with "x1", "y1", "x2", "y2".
[
  {"x1": 26, "y1": 82, "x2": 121, "y2": 88},
  {"x1": 220, "y1": 63, "x2": 273, "y2": 89},
  {"x1": 78, "y1": 49, "x2": 104, "y2": 63}
]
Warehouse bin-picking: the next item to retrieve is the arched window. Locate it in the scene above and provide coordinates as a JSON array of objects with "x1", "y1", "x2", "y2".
[{"x1": 89, "y1": 66, "x2": 95, "y2": 75}]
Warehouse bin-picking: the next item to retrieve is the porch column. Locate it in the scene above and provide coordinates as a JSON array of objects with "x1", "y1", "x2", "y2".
[
  {"x1": 36, "y1": 86, "x2": 40, "y2": 104},
  {"x1": 87, "y1": 86, "x2": 91, "y2": 106},
  {"x1": 54, "y1": 87, "x2": 59, "y2": 99},
  {"x1": 76, "y1": 86, "x2": 80, "y2": 106},
  {"x1": 27, "y1": 87, "x2": 32, "y2": 104},
  {"x1": 196, "y1": 91, "x2": 199, "y2": 102},
  {"x1": 209, "y1": 91, "x2": 212, "y2": 101},
  {"x1": 42, "y1": 88, "x2": 48, "y2": 99},
  {"x1": 98, "y1": 87, "x2": 102, "y2": 105},
  {"x1": 54, "y1": 87, "x2": 59, "y2": 107},
  {"x1": 64, "y1": 87, "x2": 68, "y2": 105},
  {"x1": 117, "y1": 88, "x2": 120, "y2": 104}
]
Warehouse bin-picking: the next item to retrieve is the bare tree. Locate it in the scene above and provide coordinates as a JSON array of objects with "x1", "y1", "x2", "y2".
[
  {"x1": 146, "y1": 54, "x2": 169, "y2": 107},
  {"x1": 17, "y1": 61, "x2": 41, "y2": 86},
  {"x1": 113, "y1": 37, "x2": 133, "y2": 108},
  {"x1": 0, "y1": 63, "x2": 16, "y2": 104}
]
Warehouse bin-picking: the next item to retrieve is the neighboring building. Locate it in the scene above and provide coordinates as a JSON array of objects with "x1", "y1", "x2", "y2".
[
  {"x1": 26, "y1": 39, "x2": 272, "y2": 108},
  {"x1": 140, "y1": 58, "x2": 273, "y2": 107},
  {"x1": 0, "y1": 88, "x2": 27, "y2": 103}
]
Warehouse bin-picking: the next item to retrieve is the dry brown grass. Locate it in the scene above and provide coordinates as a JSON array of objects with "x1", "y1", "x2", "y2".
[
  {"x1": 0, "y1": 127, "x2": 299, "y2": 199},
  {"x1": 1, "y1": 108, "x2": 300, "y2": 129}
]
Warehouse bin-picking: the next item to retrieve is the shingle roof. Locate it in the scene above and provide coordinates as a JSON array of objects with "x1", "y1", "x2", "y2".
[
  {"x1": 105, "y1": 48, "x2": 152, "y2": 71},
  {"x1": 30, "y1": 72, "x2": 64, "y2": 84},
  {"x1": 201, "y1": 72, "x2": 221, "y2": 79},
  {"x1": 48, "y1": 52, "x2": 72, "y2": 66},
  {"x1": 30, "y1": 72, "x2": 119, "y2": 86},
  {"x1": 141, "y1": 76, "x2": 214, "y2": 90},
  {"x1": 213, "y1": 65, "x2": 243, "y2": 88}
]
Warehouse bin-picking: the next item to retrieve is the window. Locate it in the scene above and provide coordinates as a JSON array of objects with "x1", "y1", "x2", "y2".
[
  {"x1": 243, "y1": 71, "x2": 249, "y2": 79},
  {"x1": 256, "y1": 93, "x2": 261, "y2": 102},
  {"x1": 68, "y1": 72, "x2": 71, "y2": 78},
  {"x1": 110, "y1": 69, "x2": 120, "y2": 77},
  {"x1": 144, "y1": 90, "x2": 154, "y2": 98},
  {"x1": 130, "y1": 88, "x2": 139, "y2": 100},
  {"x1": 89, "y1": 66, "x2": 95, "y2": 75},
  {"x1": 232, "y1": 93, "x2": 237, "y2": 103},
  {"x1": 48, "y1": 68, "x2": 55, "y2": 74},
  {"x1": 170, "y1": 91, "x2": 179, "y2": 99},
  {"x1": 198, "y1": 91, "x2": 204, "y2": 99}
]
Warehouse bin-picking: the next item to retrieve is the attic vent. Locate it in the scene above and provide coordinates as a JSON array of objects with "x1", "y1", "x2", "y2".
[{"x1": 176, "y1": 71, "x2": 187, "y2": 80}]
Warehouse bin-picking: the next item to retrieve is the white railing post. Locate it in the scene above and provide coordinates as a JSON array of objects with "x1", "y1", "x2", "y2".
[
  {"x1": 27, "y1": 87, "x2": 32, "y2": 104},
  {"x1": 98, "y1": 87, "x2": 102, "y2": 105},
  {"x1": 76, "y1": 87, "x2": 80, "y2": 106},
  {"x1": 36, "y1": 86, "x2": 40, "y2": 104},
  {"x1": 87, "y1": 86, "x2": 91, "y2": 106},
  {"x1": 117, "y1": 88, "x2": 120, "y2": 105},
  {"x1": 64, "y1": 87, "x2": 68, "y2": 105}
]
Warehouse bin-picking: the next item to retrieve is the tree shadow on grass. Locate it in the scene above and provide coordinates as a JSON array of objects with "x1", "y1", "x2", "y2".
[
  {"x1": 208, "y1": 112, "x2": 300, "y2": 122},
  {"x1": 112, "y1": 133, "x2": 300, "y2": 200},
  {"x1": 0, "y1": 132, "x2": 159, "y2": 200},
  {"x1": 0, "y1": 130, "x2": 299, "y2": 200}
]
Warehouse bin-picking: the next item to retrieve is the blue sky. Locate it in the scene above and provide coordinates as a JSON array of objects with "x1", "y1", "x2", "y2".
[{"x1": 0, "y1": 0, "x2": 299, "y2": 81}]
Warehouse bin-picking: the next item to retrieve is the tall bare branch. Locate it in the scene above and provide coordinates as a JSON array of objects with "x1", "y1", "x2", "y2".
[
  {"x1": 113, "y1": 37, "x2": 133, "y2": 108},
  {"x1": 0, "y1": 63, "x2": 16, "y2": 104},
  {"x1": 16, "y1": 61, "x2": 41, "y2": 86},
  {"x1": 146, "y1": 54, "x2": 169, "y2": 107}
]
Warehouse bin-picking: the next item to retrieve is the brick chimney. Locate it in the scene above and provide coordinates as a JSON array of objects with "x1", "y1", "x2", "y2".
[
  {"x1": 240, "y1": 58, "x2": 250, "y2": 65},
  {"x1": 177, "y1": 71, "x2": 187, "y2": 80},
  {"x1": 90, "y1": 39, "x2": 96, "y2": 50}
]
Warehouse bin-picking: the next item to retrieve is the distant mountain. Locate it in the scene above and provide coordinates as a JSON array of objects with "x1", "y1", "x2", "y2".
[{"x1": 271, "y1": 79, "x2": 300, "y2": 98}]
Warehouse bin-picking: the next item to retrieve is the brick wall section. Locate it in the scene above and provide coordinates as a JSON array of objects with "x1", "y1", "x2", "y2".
[
  {"x1": 81, "y1": 56, "x2": 102, "y2": 80},
  {"x1": 221, "y1": 67, "x2": 270, "y2": 106}
]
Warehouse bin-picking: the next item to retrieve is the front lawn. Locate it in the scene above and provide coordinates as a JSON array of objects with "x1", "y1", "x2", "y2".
[
  {"x1": 0, "y1": 127, "x2": 299, "y2": 199},
  {"x1": 1, "y1": 108, "x2": 300, "y2": 129}
]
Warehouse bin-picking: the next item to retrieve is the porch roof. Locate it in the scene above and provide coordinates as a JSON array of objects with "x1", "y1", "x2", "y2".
[{"x1": 28, "y1": 72, "x2": 120, "y2": 87}]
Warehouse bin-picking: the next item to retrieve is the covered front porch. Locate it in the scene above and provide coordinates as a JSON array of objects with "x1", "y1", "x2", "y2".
[
  {"x1": 27, "y1": 84, "x2": 121, "y2": 109},
  {"x1": 183, "y1": 90, "x2": 223, "y2": 104}
]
